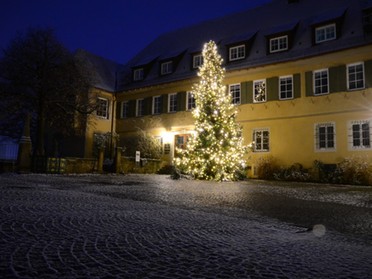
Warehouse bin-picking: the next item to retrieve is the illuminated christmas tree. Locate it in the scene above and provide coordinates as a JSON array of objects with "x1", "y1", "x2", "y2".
[{"x1": 175, "y1": 41, "x2": 248, "y2": 181}]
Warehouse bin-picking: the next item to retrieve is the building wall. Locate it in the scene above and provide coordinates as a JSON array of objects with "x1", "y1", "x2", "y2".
[
  {"x1": 84, "y1": 88, "x2": 116, "y2": 158},
  {"x1": 116, "y1": 45, "x2": 372, "y2": 175}
]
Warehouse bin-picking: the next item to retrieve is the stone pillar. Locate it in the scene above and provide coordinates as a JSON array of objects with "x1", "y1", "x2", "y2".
[
  {"x1": 17, "y1": 114, "x2": 32, "y2": 173},
  {"x1": 114, "y1": 147, "x2": 122, "y2": 173},
  {"x1": 97, "y1": 147, "x2": 104, "y2": 173}
]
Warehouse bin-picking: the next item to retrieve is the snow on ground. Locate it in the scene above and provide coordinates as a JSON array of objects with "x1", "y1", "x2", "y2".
[{"x1": 0, "y1": 173, "x2": 372, "y2": 278}]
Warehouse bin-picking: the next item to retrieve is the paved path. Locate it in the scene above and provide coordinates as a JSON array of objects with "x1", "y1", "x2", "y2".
[{"x1": 0, "y1": 174, "x2": 372, "y2": 278}]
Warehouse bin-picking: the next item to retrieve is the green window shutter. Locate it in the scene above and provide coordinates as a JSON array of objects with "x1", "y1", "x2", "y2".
[
  {"x1": 162, "y1": 94, "x2": 168, "y2": 113},
  {"x1": 116, "y1": 102, "x2": 121, "y2": 119},
  {"x1": 329, "y1": 65, "x2": 346, "y2": 93},
  {"x1": 293, "y1": 73, "x2": 301, "y2": 99},
  {"x1": 128, "y1": 100, "x2": 136, "y2": 117},
  {"x1": 144, "y1": 97, "x2": 152, "y2": 115},
  {"x1": 245, "y1": 81, "x2": 254, "y2": 104},
  {"x1": 305, "y1": 71, "x2": 313, "y2": 96},
  {"x1": 241, "y1": 82, "x2": 249, "y2": 104},
  {"x1": 267, "y1": 77, "x2": 279, "y2": 101},
  {"x1": 365, "y1": 60, "x2": 372, "y2": 88},
  {"x1": 177, "y1": 91, "x2": 186, "y2": 111},
  {"x1": 159, "y1": 95, "x2": 163, "y2": 113}
]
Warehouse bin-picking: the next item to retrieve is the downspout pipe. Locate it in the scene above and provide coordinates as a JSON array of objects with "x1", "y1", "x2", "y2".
[{"x1": 110, "y1": 71, "x2": 118, "y2": 159}]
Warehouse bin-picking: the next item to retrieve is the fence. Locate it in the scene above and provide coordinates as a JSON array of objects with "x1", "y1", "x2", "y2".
[{"x1": 0, "y1": 138, "x2": 19, "y2": 161}]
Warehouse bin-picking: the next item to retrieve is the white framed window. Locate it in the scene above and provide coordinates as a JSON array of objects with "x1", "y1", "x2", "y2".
[
  {"x1": 253, "y1": 128, "x2": 270, "y2": 152},
  {"x1": 347, "y1": 62, "x2": 365, "y2": 90},
  {"x1": 168, "y1": 93, "x2": 177, "y2": 113},
  {"x1": 96, "y1": 97, "x2": 109, "y2": 119},
  {"x1": 133, "y1": 68, "x2": 144, "y2": 81},
  {"x1": 193, "y1": 54, "x2": 203, "y2": 69},
  {"x1": 229, "y1": 84, "x2": 241, "y2": 105},
  {"x1": 229, "y1": 45, "x2": 245, "y2": 61},
  {"x1": 121, "y1": 101, "x2": 129, "y2": 118},
  {"x1": 270, "y1": 35, "x2": 288, "y2": 53},
  {"x1": 279, "y1": 75, "x2": 293, "y2": 100},
  {"x1": 349, "y1": 120, "x2": 371, "y2": 149},
  {"x1": 315, "y1": 122, "x2": 336, "y2": 151},
  {"x1": 161, "y1": 61, "x2": 173, "y2": 75},
  {"x1": 313, "y1": 69, "x2": 329, "y2": 95},
  {"x1": 253, "y1": 80, "x2": 266, "y2": 103},
  {"x1": 187, "y1": 91, "x2": 195, "y2": 110},
  {"x1": 136, "y1": 99, "x2": 144, "y2": 117},
  {"x1": 152, "y1": 96, "x2": 162, "y2": 115},
  {"x1": 315, "y1": 23, "x2": 336, "y2": 44}
]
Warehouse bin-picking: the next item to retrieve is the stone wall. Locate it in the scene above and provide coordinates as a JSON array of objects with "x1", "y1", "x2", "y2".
[
  {"x1": 64, "y1": 158, "x2": 97, "y2": 174},
  {"x1": 120, "y1": 157, "x2": 165, "y2": 174}
]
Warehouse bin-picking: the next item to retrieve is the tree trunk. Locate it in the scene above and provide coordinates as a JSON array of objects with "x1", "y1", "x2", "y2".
[{"x1": 34, "y1": 98, "x2": 46, "y2": 156}]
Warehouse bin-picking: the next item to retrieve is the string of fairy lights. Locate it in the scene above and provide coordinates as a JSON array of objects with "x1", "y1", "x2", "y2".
[{"x1": 174, "y1": 41, "x2": 248, "y2": 181}]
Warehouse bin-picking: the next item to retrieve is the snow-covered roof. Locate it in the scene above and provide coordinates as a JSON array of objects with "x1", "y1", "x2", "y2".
[
  {"x1": 118, "y1": 0, "x2": 372, "y2": 92},
  {"x1": 75, "y1": 49, "x2": 123, "y2": 93}
]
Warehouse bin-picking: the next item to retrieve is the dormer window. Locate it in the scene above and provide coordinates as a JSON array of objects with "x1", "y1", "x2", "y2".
[
  {"x1": 193, "y1": 54, "x2": 203, "y2": 69},
  {"x1": 161, "y1": 61, "x2": 173, "y2": 75},
  {"x1": 133, "y1": 68, "x2": 144, "y2": 81},
  {"x1": 229, "y1": 45, "x2": 245, "y2": 61},
  {"x1": 265, "y1": 21, "x2": 297, "y2": 55},
  {"x1": 269, "y1": 35, "x2": 288, "y2": 53},
  {"x1": 363, "y1": 7, "x2": 372, "y2": 33},
  {"x1": 315, "y1": 23, "x2": 336, "y2": 44}
]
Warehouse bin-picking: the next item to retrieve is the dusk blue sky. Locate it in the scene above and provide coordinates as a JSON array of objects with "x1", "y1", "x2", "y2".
[{"x1": 1, "y1": 0, "x2": 271, "y2": 64}]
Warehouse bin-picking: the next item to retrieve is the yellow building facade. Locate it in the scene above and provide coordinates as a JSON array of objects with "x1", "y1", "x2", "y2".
[
  {"x1": 114, "y1": 0, "x2": 372, "y2": 177},
  {"x1": 65, "y1": 50, "x2": 119, "y2": 159},
  {"x1": 83, "y1": 88, "x2": 116, "y2": 158}
]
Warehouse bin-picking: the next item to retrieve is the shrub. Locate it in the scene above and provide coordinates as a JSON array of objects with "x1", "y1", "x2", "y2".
[
  {"x1": 336, "y1": 156, "x2": 371, "y2": 185},
  {"x1": 273, "y1": 163, "x2": 311, "y2": 182},
  {"x1": 312, "y1": 157, "x2": 371, "y2": 185},
  {"x1": 312, "y1": 160, "x2": 338, "y2": 183},
  {"x1": 121, "y1": 129, "x2": 162, "y2": 159},
  {"x1": 255, "y1": 156, "x2": 279, "y2": 180}
]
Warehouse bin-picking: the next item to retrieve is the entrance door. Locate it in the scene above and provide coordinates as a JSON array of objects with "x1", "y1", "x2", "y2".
[{"x1": 174, "y1": 134, "x2": 191, "y2": 156}]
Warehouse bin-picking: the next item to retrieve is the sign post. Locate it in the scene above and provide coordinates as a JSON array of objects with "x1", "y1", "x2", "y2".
[{"x1": 135, "y1": 151, "x2": 140, "y2": 166}]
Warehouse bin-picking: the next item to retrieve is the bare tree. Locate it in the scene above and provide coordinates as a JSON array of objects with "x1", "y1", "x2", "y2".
[{"x1": 0, "y1": 28, "x2": 97, "y2": 156}]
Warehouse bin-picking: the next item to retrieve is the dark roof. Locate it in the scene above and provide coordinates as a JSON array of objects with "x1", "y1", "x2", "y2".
[
  {"x1": 75, "y1": 49, "x2": 123, "y2": 92},
  {"x1": 118, "y1": 0, "x2": 372, "y2": 92}
]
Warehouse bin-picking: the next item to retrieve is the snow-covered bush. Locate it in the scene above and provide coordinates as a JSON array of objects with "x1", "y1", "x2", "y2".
[
  {"x1": 273, "y1": 163, "x2": 311, "y2": 182},
  {"x1": 336, "y1": 156, "x2": 371, "y2": 185}
]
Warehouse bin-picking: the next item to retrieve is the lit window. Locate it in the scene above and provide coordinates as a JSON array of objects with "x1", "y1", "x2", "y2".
[
  {"x1": 161, "y1": 61, "x2": 173, "y2": 75},
  {"x1": 153, "y1": 96, "x2": 162, "y2": 115},
  {"x1": 253, "y1": 80, "x2": 266, "y2": 103},
  {"x1": 350, "y1": 121, "x2": 371, "y2": 149},
  {"x1": 315, "y1": 24, "x2": 336, "y2": 44},
  {"x1": 229, "y1": 45, "x2": 245, "y2": 61},
  {"x1": 315, "y1": 123, "x2": 335, "y2": 151},
  {"x1": 168, "y1": 93, "x2": 177, "y2": 113},
  {"x1": 229, "y1": 84, "x2": 241, "y2": 105},
  {"x1": 133, "y1": 68, "x2": 144, "y2": 81},
  {"x1": 96, "y1": 98, "x2": 109, "y2": 119},
  {"x1": 313, "y1": 69, "x2": 329, "y2": 95},
  {"x1": 187, "y1": 91, "x2": 195, "y2": 110},
  {"x1": 136, "y1": 99, "x2": 144, "y2": 117},
  {"x1": 270, "y1": 35, "x2": 288, "y2": 53},
  {"x1": 253, "y1": 129, "x2": 270, "y2": 152},
  {"x1": 121, "y1": 101, "x2": 129, "y2": 118},
  {"x1": 279, "y1": 76, "x2": 293, "y2": 100},
  {"x1": 347, "y1": 63, "x2": 365, "y2": 90},
  {"x1": 193, "y1": 55, "x2": 203, "y2": 68}
]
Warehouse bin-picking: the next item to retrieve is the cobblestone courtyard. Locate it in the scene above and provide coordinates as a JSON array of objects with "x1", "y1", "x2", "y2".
[{"x1": 0, "y1": 174, "x2": 372, "y2": 278}]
